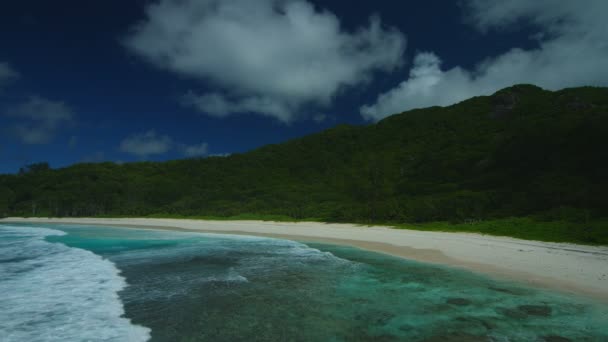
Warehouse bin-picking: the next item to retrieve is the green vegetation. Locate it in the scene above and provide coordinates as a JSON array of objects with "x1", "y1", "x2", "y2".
[
  {"x1": 145, "y1": 213, "x2": 323, "y2": 222},
  {"x1": 1, "y1": 85, "x2": 607, "y2": 244}
]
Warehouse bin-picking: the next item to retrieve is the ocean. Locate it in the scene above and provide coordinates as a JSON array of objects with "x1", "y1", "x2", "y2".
[{"x1": 1, "y1": 223, "x2": 607, "y2": 341}]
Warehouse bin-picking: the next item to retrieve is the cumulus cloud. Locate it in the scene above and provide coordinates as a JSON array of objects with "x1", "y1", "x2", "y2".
[
  {"x1": 120, "y1": 130, "x2": 209, "y2": 158},
  {"x1": 361, "y1": 0, "x2": 608, "y2": 121},
  {"x1": 125, "y1": 0, "x2": 405, "y2": 122},
  {"x1": 181, "y1": 92, "x2": 293, "y2": 120},
  {"x1": 180, "y1": 142, "x2": 209, "y2": 157},
  {"x1": 5, "y1": 96, "x2": 74, "y2": 144},
  {"x1": 0, "y1": 62, "x2": 19, "y2": 88},
  {"x1": 119, "y1": 130, "x2": 173, "y2": 158}
]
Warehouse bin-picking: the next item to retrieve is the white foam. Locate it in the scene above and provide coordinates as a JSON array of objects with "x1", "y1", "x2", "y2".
[
  {"x1": 0, "y1": 225, "x2": 151, "y2": 342},
  {"x1": 205, "y1": 267, "x2": 249, "y2": 283}
]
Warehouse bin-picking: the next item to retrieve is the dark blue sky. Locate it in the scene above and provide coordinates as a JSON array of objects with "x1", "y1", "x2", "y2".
[{"x1": 2, "y1": 0, "x2": 603, "y2": 174}]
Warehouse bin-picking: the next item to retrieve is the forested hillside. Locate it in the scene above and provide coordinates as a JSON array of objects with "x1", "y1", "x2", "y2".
[{"x1": 2, "y1": 85, "x2": 607, "y2": 241}]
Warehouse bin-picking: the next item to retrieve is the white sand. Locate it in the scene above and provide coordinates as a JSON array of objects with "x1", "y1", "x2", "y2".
[{"x1": 3, "y1": 217, "x2": 608, "y2": 301}]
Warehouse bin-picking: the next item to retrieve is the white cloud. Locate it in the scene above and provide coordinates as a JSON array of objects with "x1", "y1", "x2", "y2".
[
  {"x1": 181, "y1": 92, "x2": 293, "y2": 121},
  {"x1": 180, "y1": 142, "x2": 209, "y2": 157},
  {"x1": 120, "y1": 130, "x2": 209, "y2": 158},
  {"x1": 125, "y1": 0, "x2": 405, "y2": 122},
  {"x1": 0, "y1": 62, "x2": 19, "y2": 88},
  {"x1": 361, "y1": 0, "x2": 608, "y2": 121},
  {"x1": 120, "y1": 130, "x2": 172, "y2": 157},
  {"x1": 5, "y1": 96, "x2": 74, "y2": 144}
]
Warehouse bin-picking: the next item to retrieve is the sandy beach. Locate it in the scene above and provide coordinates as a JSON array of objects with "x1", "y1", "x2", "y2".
[{"x1": 3, "y1": 217, "x2": 608, "y2": 302}]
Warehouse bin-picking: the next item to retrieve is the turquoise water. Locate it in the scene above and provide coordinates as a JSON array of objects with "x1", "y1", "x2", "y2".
[{"x1": 1, "y1": 223, "x2": 607, "y2": 341}]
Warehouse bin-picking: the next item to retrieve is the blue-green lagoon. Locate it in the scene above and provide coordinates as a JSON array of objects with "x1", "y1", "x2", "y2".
[{"x1": 1, "y1": 223, "x2": 607, "y2": 341}]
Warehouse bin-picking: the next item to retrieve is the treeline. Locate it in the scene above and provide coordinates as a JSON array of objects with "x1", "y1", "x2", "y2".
[{"x1": 1, "y1": 85, "x2": 607, "y2": 226}]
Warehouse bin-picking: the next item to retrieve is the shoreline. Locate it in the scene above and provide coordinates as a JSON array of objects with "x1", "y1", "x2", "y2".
[{"x1": 3, "y1": 217, "x2": 608, "y2": 302}]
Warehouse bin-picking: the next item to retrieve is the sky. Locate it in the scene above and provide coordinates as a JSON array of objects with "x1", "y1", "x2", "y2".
[{"x1": 1, "y1": 0, "x2": 607, "y2": 174}]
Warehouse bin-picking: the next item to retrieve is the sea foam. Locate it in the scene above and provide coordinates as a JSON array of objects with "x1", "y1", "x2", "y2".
[{"x1": 0, "y1": 225, "x2": 151, "y2": 342}]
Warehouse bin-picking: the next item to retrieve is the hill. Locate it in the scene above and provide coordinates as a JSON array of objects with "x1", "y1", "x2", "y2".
[{"x1": 2, "y1": 85, "x2": 607, "y2": 243}]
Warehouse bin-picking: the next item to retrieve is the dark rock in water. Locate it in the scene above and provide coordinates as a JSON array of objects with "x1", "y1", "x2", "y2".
[
  {"x1": 375, "y1": 312, "x2": 395, "y2": 325},
  {"x1": 352, "y1": 297, "x2": 371, "y2": 304},
  {"x1": 354, "y1": 310, "x2": 395, "y2": 326},
  {"x1": 421, "y1": 332, "x2": 491, "y2": 342},
  {"x1": 447, "y1": 298, "x2": 472, "y2": 306},
  {"x1": 543, "y1": 335, "x2": 572, "y2": 342},
  {"x1": 398, "y1": 324, "x2": 413, "y2": 332},
  {"x1": 499, "y1": 305, "x2": 552, "y2": 318},
  {"x1": 489, "y1": 286, "x2": 521, "y2": 295},
  {"x1": 479, "y1": 320, "x2": 496, "y2": 331},
  {"x1": 499, "y1": 308, "x2": 527, "y2": 319},
  {"x1": 361, "y1": 333, "x2": 400, "y2": 342},
  {"x1": 518, "y1": 305, "x2": 552, "y2": 317},
  {"x1": 455, "y1": 316, "x2": 496, "y2": 331}
]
